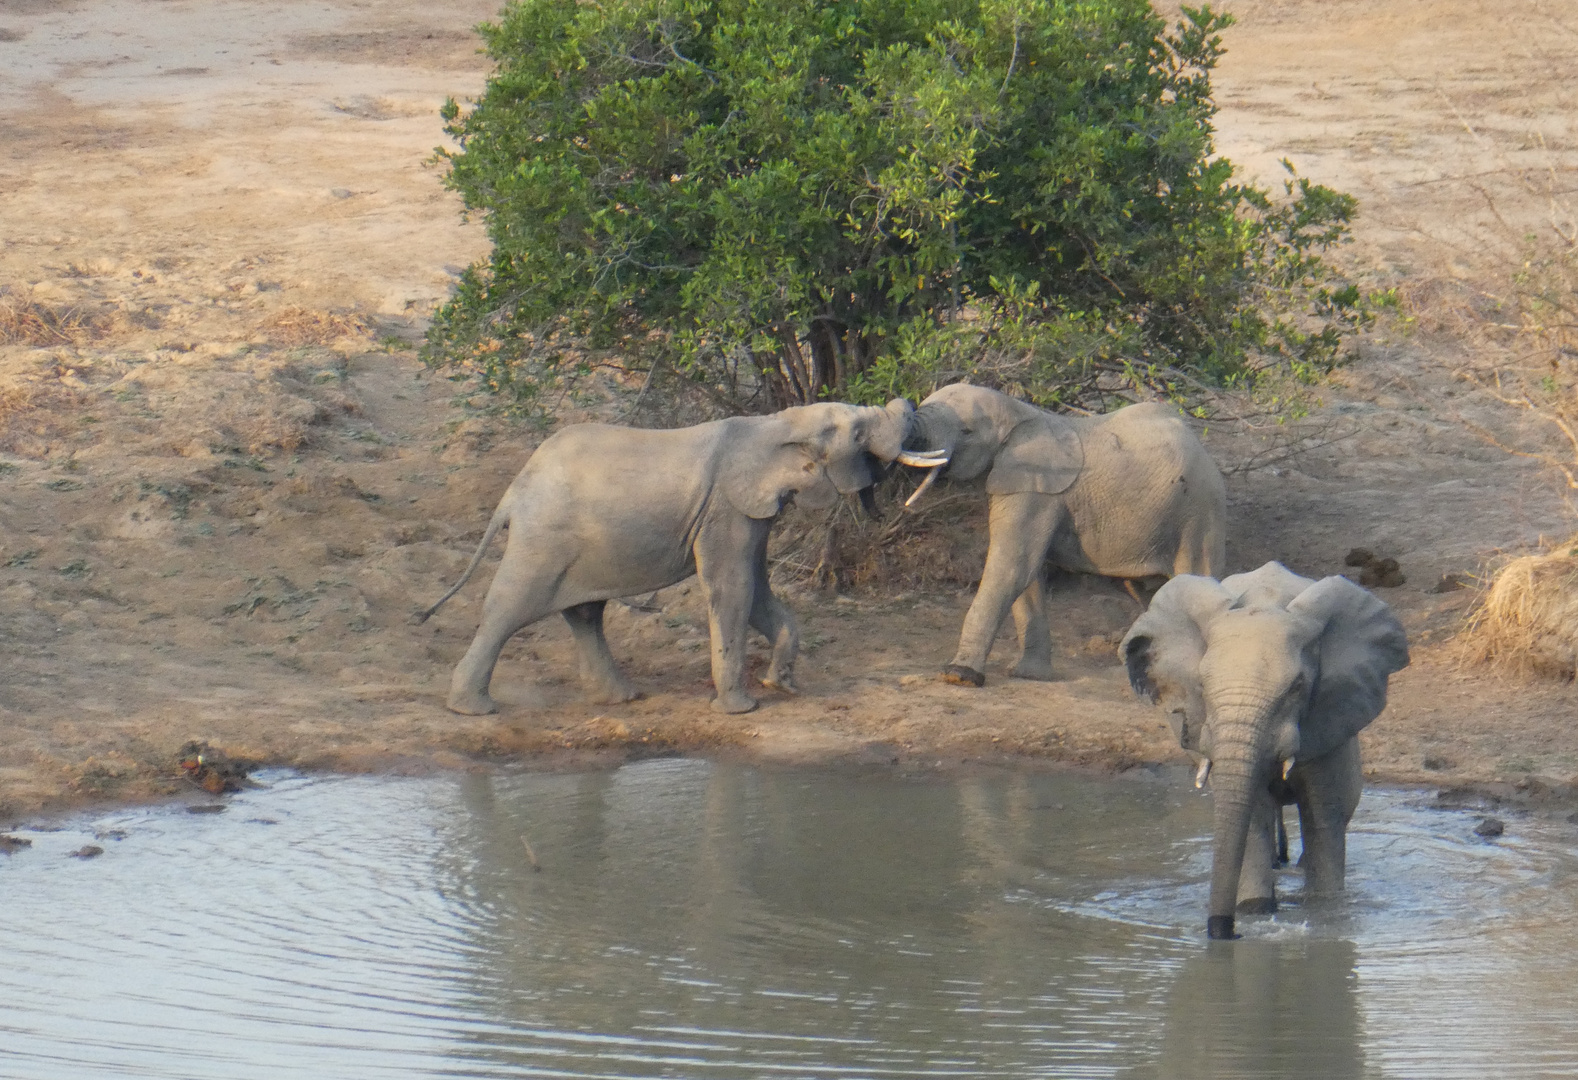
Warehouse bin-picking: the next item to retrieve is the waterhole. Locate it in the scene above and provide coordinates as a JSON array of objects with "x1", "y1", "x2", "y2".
[{"x1": 3, "y1": 760, "x2": 1576, "y2": 1078}]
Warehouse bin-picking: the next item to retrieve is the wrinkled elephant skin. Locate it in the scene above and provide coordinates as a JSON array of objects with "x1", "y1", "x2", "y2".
[
  {"x1": 904, "y1": 384, "x2": 1227, "y2": 685},
  {"x1": 419, "y1": 400, "x2": 915, "y2": 716}
]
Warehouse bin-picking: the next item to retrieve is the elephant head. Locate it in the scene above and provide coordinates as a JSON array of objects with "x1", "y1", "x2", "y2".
[
  {"x1": 722, "y1": 398, "x2": 944, "y2": 518},
  {"x1": 1120, "y1": 562, "x2": 1409, "y2": 939},
  {"x1": 904, "y1": 383, "x2": 1083, "y2": 496}
]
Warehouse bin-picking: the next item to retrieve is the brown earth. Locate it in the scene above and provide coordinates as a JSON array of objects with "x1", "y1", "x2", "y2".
[{"x1": 3, "y1": 0, "x2": 1578, "y2": 819}]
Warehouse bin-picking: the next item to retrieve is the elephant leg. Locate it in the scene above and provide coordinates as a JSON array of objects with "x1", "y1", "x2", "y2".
[
  {"x1": 944, "y1": 493, "x2": 1061, "y2": 686},
  {"x1": 562, "y1": 601, "x2": 640, "y2": 705},
  {"x1": 1235, "y1": 787, "x2": 1281, "y2": 914},
  {"x1": 446, "y1": 550, "x2": 559, "y2": 715},
  {"x1": 749, "y1": 547, "x2": 799, "y2": 694},
  {"x1": 1008, "y1": 572, "x2": 1055, "y2": 681},
  {"x1": 695, "y1": 517, "x2": 764, "y2": 715},
  {"x1": 1293, "y1": 738, "x2": 1364, "y2": 897}
]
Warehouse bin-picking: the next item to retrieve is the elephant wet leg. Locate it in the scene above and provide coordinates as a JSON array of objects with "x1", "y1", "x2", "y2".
[
  {"x1": 447, "y1": 558, "x2": 560, "y2": 715},
  {"x1": 944, "y1": 494, "x2": 1061, "y2": 686},
  {"x1": 1008, "y1": 573, "x2": 1055, "y2": 681},
  {"x1": 1235, "y1": 790, "x2": 1282, "y2": 914},
  {"x1": 696, "y1": 521, "x2": 763, "y2": 714},
  {"x1": 562, "y1": 601, "x2": 641, "y2": 704},
  {"x1": 1293, "y1": 739, "x2": 1364, "y2": 897}
]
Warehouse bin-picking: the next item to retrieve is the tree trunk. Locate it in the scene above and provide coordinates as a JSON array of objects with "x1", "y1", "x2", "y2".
[{"x1": 776, "y1": 325, "x2": 811, "y2": 405}]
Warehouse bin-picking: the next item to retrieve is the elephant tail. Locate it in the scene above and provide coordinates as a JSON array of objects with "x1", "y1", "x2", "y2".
[{"x1": 410, "y1": 507, "x2": 509, "y2": 624}]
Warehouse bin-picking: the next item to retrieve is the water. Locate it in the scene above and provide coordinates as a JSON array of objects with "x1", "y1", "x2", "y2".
[{"x1": 2, "y1": 760, "x2": 1577, "y2": 1079}]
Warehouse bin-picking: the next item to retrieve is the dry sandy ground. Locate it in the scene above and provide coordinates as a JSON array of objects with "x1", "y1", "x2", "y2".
[{"x1": 3, "y1": 0, "x2": 1578, "y2": 818}]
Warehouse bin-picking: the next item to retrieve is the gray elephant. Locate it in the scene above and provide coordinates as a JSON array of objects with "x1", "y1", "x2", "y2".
[
  {"x1": 1120, "y1": 562, "x2": 1410, "y2": 939},
  {"x1": 418, "y1": 400, "x2": 939, "y2": 716},
  {"x1": 901, "y1": 383, "x2": 1226, "y2": 686}
]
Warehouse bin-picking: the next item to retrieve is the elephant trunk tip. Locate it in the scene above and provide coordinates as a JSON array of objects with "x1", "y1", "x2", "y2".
[{"x1": 1207, "y1": 915, "x2": 1239, "y2": 941}]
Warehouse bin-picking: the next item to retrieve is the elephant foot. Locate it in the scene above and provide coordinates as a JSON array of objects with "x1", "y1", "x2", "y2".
[
  {"x1": 447, "y1": 691, "x2": 499, "y2": 716},
  {"x1": 586, "y1": 682, "x2": 643, "y2": 705},
  {"x1": 711, "y1": 690, "x2": 759, "y2": 715},
  {"x1": 760, "y1": 675, "x2": 798, "y2": 695},
  {"x1": 940, "y1": 664, "x2": 986, "y2": 687},
  {"x1": 1236, "y1": 896, "x2": 1278, "y2": 915},
  {"x1": 1009, "y1": 658, "x2": 1055, "y2": 682},
  {"x1": 1207, "y1": 915, "x2": 1239, "y2": 940}
]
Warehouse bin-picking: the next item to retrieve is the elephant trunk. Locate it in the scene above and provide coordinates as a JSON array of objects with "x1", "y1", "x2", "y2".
[
  {"x1": 905, "y1": 403, "x2": 957, "y2": 457},
  {"x1": 1202, "y1": 699, "x2": 1279, "y2": 940},
  {"x1": 864, "y1": 399, "x2": 917, "y2": 464}
]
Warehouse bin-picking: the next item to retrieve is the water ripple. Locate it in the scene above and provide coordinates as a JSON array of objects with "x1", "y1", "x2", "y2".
[{"x1": 2, "y1": 765, "x2": 1577, "y2": 1078}]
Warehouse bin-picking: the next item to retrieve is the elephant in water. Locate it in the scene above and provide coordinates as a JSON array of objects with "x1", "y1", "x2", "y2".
[
  {"x1": 418, "y1": 400, "x2": 940, "y2": 716},
  {"x1": 901, "y1": 383, "x2": 1226, "y2": 686},
  {"x1": 1121, "y1": 562, "x2": 1410, "y2": 939}
]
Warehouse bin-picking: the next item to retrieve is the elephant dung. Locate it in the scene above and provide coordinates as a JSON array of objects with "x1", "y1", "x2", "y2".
[
  {"x1": 1358, "y1": 558, "x2": 1405, "y2": 588},
  {"x1": 1345, "y1": 547, "x2": 1406, "y2": 588}
]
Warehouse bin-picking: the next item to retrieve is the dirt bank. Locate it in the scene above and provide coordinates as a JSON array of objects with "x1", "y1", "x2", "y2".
[{"x1": 3, "y1": 0, "x2": 1577, "y2": 819}]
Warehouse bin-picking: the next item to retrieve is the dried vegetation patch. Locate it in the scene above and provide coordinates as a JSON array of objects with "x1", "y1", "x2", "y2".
[
  {"x1": 1461, "y1": 540, "x2": 1578, "y2": 680},
  {"x1": 259, "y1": 306, "x2": 372, "y2": 347},
  {"x1": 771, "y1": 476, "x2": 989, "y2": 594},
  {"x1": 0, "y1": 290, "x2": 115, "y2": 347}
]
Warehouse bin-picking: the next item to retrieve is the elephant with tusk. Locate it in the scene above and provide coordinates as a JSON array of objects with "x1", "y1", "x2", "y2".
[
  {"x1": 899, "y1": 383, "x2": 1226, "y2": 686},
  {"x1": 418, "y1": 399, "x2": 932, "y2": 716},
  {"x1": 1121, "y1": 562, "x2": 1410, "y2": 940}
]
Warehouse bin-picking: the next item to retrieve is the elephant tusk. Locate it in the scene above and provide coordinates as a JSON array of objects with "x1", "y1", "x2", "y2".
[
  {"x1": 1195, "y1": 758, "x2": 1212, "y2": 789},
  {"x1": 903, "y1": 464, "x2": 945, "y2": 509},
  {"x1": 896, "y1": 449, "x2": 950, "y2": 467},
  {"x1": 1283, "y1": 758, "x2": 1295, "y2": 780}
]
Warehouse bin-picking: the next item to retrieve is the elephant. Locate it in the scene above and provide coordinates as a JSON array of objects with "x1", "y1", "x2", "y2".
[
  {"x1": 1120, "y1": 561, "x2": 1410, "y2": 939},
  {"x1": 416, "y1": 399, "x2": 941, "y2": 716},
  {"x1": 901, "y1": 383, "x2": 1226, "y2": 686}
]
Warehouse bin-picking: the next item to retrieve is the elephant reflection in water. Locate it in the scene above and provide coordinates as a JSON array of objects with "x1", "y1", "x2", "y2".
[{"x1": 1142, "y1": 938, "x2": 1367, "y2": 1080}]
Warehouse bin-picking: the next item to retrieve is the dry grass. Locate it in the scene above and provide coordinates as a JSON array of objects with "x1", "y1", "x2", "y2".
[
  {"x1": 0, "y1": 372, "x2": 92, "y2": 456},
  {"x1": 260, "y1": 306, "x2": 372, "y2": 347},
  {"x1": 771, "y1": 475, "x2": 989, "y2": 593},
  {"x1": 1461, "y1": 538, "x2": 1578, "y2": 680},
  {"x1": 0, "y1": 291, "x2": 110, "y2": 346},
  {"x1": 0, "y1": 384, "x2": 35, "y2": 424}
]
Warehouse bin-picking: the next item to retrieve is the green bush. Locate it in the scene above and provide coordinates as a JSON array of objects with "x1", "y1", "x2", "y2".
[{"x1": 428, "y1": 0, "x2": 1370, "y2": 419}]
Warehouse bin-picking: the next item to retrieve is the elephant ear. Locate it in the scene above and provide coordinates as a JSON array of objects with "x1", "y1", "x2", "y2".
[
  {"x1": 719, "y1": 420, "x2": 836, "y2": 519},
  {"x1": 1222, "y1": 561, "x2": 1313, "y2": 610},
  {"x1": 985, "y1": 415, "x2": 1083, "y2": 496},
  {"x1": 1120, "y1": 575, "x2": 1234, "y2": 751},
  {"x1": 1287, "y1": 576, "x2": 1411, "y2": 761}
]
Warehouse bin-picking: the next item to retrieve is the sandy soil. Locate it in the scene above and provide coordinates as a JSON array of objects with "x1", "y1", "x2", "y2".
[{"x1": 3, "y1": 0, "x2": 1578, "y2": 818}]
